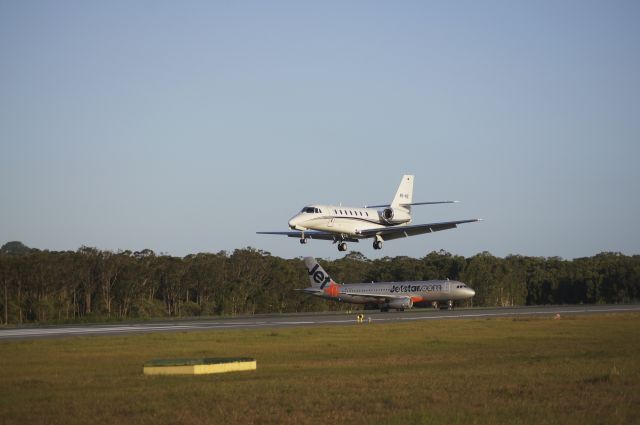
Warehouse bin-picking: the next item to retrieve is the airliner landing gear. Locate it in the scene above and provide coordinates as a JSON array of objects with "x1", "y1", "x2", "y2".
[
  {"x1": 299, "y1": 238, "x2": 308, "y2": 244},
  {"x1": 373, "y1": 240, "x2": 383, "y2": 250},
  {"x1": 432, "y1": 301, "x2": 439, "y2": 309},
  {"x1": 447, "y1": 300, "x2": 454, "y2": 310},
  {"x1": 338, "y1": 242, "x2": 347, "y2": 251}
]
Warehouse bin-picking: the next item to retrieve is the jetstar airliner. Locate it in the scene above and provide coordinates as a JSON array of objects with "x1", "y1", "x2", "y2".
[
  {"x1": 258, "y1": 174, "x2": 481, "y2": 252},
  {"x1": 298, "y1": 257, "x2": 475, "y2": 311}
]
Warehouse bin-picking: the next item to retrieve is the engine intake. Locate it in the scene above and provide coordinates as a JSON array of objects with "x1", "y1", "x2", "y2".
[
  {"x1": 379, "y1": 207, "x2": 411, "y2": 224},
  {"x1": 386, "y1": 297, "x2": 413, "y2": 310}
]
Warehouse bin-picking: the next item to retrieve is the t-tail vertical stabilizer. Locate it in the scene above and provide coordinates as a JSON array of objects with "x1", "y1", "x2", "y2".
[{"x1": 391, "y1": 174, "x2": 414, "y2": 212}]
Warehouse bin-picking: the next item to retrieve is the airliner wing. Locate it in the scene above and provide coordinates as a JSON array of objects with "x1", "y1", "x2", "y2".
[
  {"x1": 338, "y1": 291, "x2": 405, "y2": 300},
  {"x1": 357, "y1": 219, "x2": 481, "y2": 241},
  {"x1": 256, "y1": 231, "x2": 360, "y2": 243}
]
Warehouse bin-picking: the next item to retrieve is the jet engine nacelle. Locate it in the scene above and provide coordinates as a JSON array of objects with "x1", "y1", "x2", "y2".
[
  {"x1": 380, "y1": 207, "x2": 411, "y2": 224},
  {"x1": 386, "y1": 297, "x2": 413, "y2": 310}
]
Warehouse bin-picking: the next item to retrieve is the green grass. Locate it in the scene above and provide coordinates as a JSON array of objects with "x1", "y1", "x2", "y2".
[{"x1": 1, "y1": 314, "x2": 639, "y2": 425}]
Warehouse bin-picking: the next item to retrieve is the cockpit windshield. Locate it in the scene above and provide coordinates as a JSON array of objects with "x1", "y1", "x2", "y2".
[{"x1": 301, "y1": 207, "x2": 321, "y2": 214}]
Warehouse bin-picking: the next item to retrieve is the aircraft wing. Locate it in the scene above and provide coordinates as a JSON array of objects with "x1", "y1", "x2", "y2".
[
  {"x1": 357, "y1": 219, "x2": 481, "y2": 241},
  {"x1": 256, "y1": 231, "x2": 360, "y2": 243},
  {"x1": 338, "y1": 291, "x2": 406, "y2": 301}
]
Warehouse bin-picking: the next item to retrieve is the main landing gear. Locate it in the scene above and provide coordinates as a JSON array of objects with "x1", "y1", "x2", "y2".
[
  {"x1": 373, "y1": 240, "x2": 383, "y2": 250},
  {"x1": 432, "y1": 300, "x2": 455, "y2": 310},
  {"x1": 299, "y1": 238, "x2": 308, "y2": 244},
  {"x1": 337, "y1": 242, "x2": 348, "y2": 251}
]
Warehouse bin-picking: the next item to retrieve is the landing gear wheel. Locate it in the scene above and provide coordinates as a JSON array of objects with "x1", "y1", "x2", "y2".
[
  {"x1": 373, "y1": 240, "x2": 383, "y2": 250},
  {"x1": 299, "y1": 238, "x2": 308, "y2": 244},
  {"x1": 338, "y1": 242, "x2": 347, "y2": 252},
  {"x1": 447, "y1": 300, "x2": 454, "y2": 310}
]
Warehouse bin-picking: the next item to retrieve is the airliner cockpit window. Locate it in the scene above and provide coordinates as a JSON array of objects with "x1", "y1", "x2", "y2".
[{"x1": 302, "y1": 207, "x2": 315, "y2": 213}]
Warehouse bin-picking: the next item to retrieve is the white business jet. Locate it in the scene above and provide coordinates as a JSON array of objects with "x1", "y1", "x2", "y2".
[{"x1": 257, "y1": 175, "x2": 480, "y2": 252}]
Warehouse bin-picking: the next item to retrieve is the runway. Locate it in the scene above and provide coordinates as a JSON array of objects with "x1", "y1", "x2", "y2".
[{"x1": 1, "y1": 304, "x2": 639, "y2": 341}]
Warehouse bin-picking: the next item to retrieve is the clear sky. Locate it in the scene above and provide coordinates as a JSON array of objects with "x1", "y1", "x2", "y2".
[{"x1": 1, "y1": 1, "x2": 639, "y2": 260}]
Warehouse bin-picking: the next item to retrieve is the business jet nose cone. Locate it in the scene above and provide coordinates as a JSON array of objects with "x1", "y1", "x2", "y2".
[{"x1": 289, "y1": 215, "x2": 303, "y2": 230}]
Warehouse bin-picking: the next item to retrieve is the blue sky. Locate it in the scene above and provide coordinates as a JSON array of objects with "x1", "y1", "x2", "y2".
[{"x1": 1, "y1": 1, "x2": 639, "y2": 259}]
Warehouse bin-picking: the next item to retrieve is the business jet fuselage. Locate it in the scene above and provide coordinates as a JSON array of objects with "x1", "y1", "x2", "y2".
[
  {"x1": 258, "y1": 175, "x2": 480, "y2": 251},
  {"x1": 288, "y1": 204, "x2": 410, "y2": 236}
]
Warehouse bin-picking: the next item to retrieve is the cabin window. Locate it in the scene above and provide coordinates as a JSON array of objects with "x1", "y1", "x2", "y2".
[{"x1": 365, "y1": 212, "x2": 369, "y2": 216}]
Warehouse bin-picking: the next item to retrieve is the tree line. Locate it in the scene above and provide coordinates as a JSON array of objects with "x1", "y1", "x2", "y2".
[{"x1": 1, "y1": 241, "x2": 639, "y2": 325}]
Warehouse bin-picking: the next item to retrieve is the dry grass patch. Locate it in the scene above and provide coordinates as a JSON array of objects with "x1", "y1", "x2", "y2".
[{"x1": 0, "y1": 313, "x2": 639, "y2": 425}]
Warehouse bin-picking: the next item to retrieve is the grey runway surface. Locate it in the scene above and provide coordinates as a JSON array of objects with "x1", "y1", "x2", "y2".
[{"x1": 1, "y1": 304, "x2": 639, "y2": 341}]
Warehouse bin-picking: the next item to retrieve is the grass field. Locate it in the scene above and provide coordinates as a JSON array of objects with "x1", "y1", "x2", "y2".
[{"x1": 1, "y1": 313, "x2": 639, "y2": 425}]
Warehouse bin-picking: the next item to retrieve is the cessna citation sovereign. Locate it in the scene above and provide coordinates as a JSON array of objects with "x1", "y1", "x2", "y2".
[
  {"x1": 299, "y1": 257, "x2": 475, "y2": 311},
  {"x1": 258, "y1": 175, "x2": 480, "y2": 252}
]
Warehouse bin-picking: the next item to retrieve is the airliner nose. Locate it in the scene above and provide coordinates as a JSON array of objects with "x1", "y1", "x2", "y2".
[{"x1": 468, "y1": 288, "x2": 476, "y2": 297}]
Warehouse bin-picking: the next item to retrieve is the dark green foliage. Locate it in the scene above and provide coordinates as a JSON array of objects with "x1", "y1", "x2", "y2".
[
  {"x1": 0, "y1": 241, "x2": 35, "y2": 255},
  {"x1": 0, "y1": 242, "x2": 639, "y2": 324}
]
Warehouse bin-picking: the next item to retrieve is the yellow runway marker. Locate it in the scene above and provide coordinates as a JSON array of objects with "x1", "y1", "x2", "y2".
[{"x1": 144, "y1": 357, "x2": 256, "y2": 375}]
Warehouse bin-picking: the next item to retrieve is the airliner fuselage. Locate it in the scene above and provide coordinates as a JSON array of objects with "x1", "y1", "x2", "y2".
[{"x1": 300, "y1": 257, "x2": 475, "y2": 311}]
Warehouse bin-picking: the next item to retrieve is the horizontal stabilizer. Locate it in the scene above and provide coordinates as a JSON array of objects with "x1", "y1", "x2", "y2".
[{"x1": 366, "y1": 201, "x2": 459, "y2": 208}]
